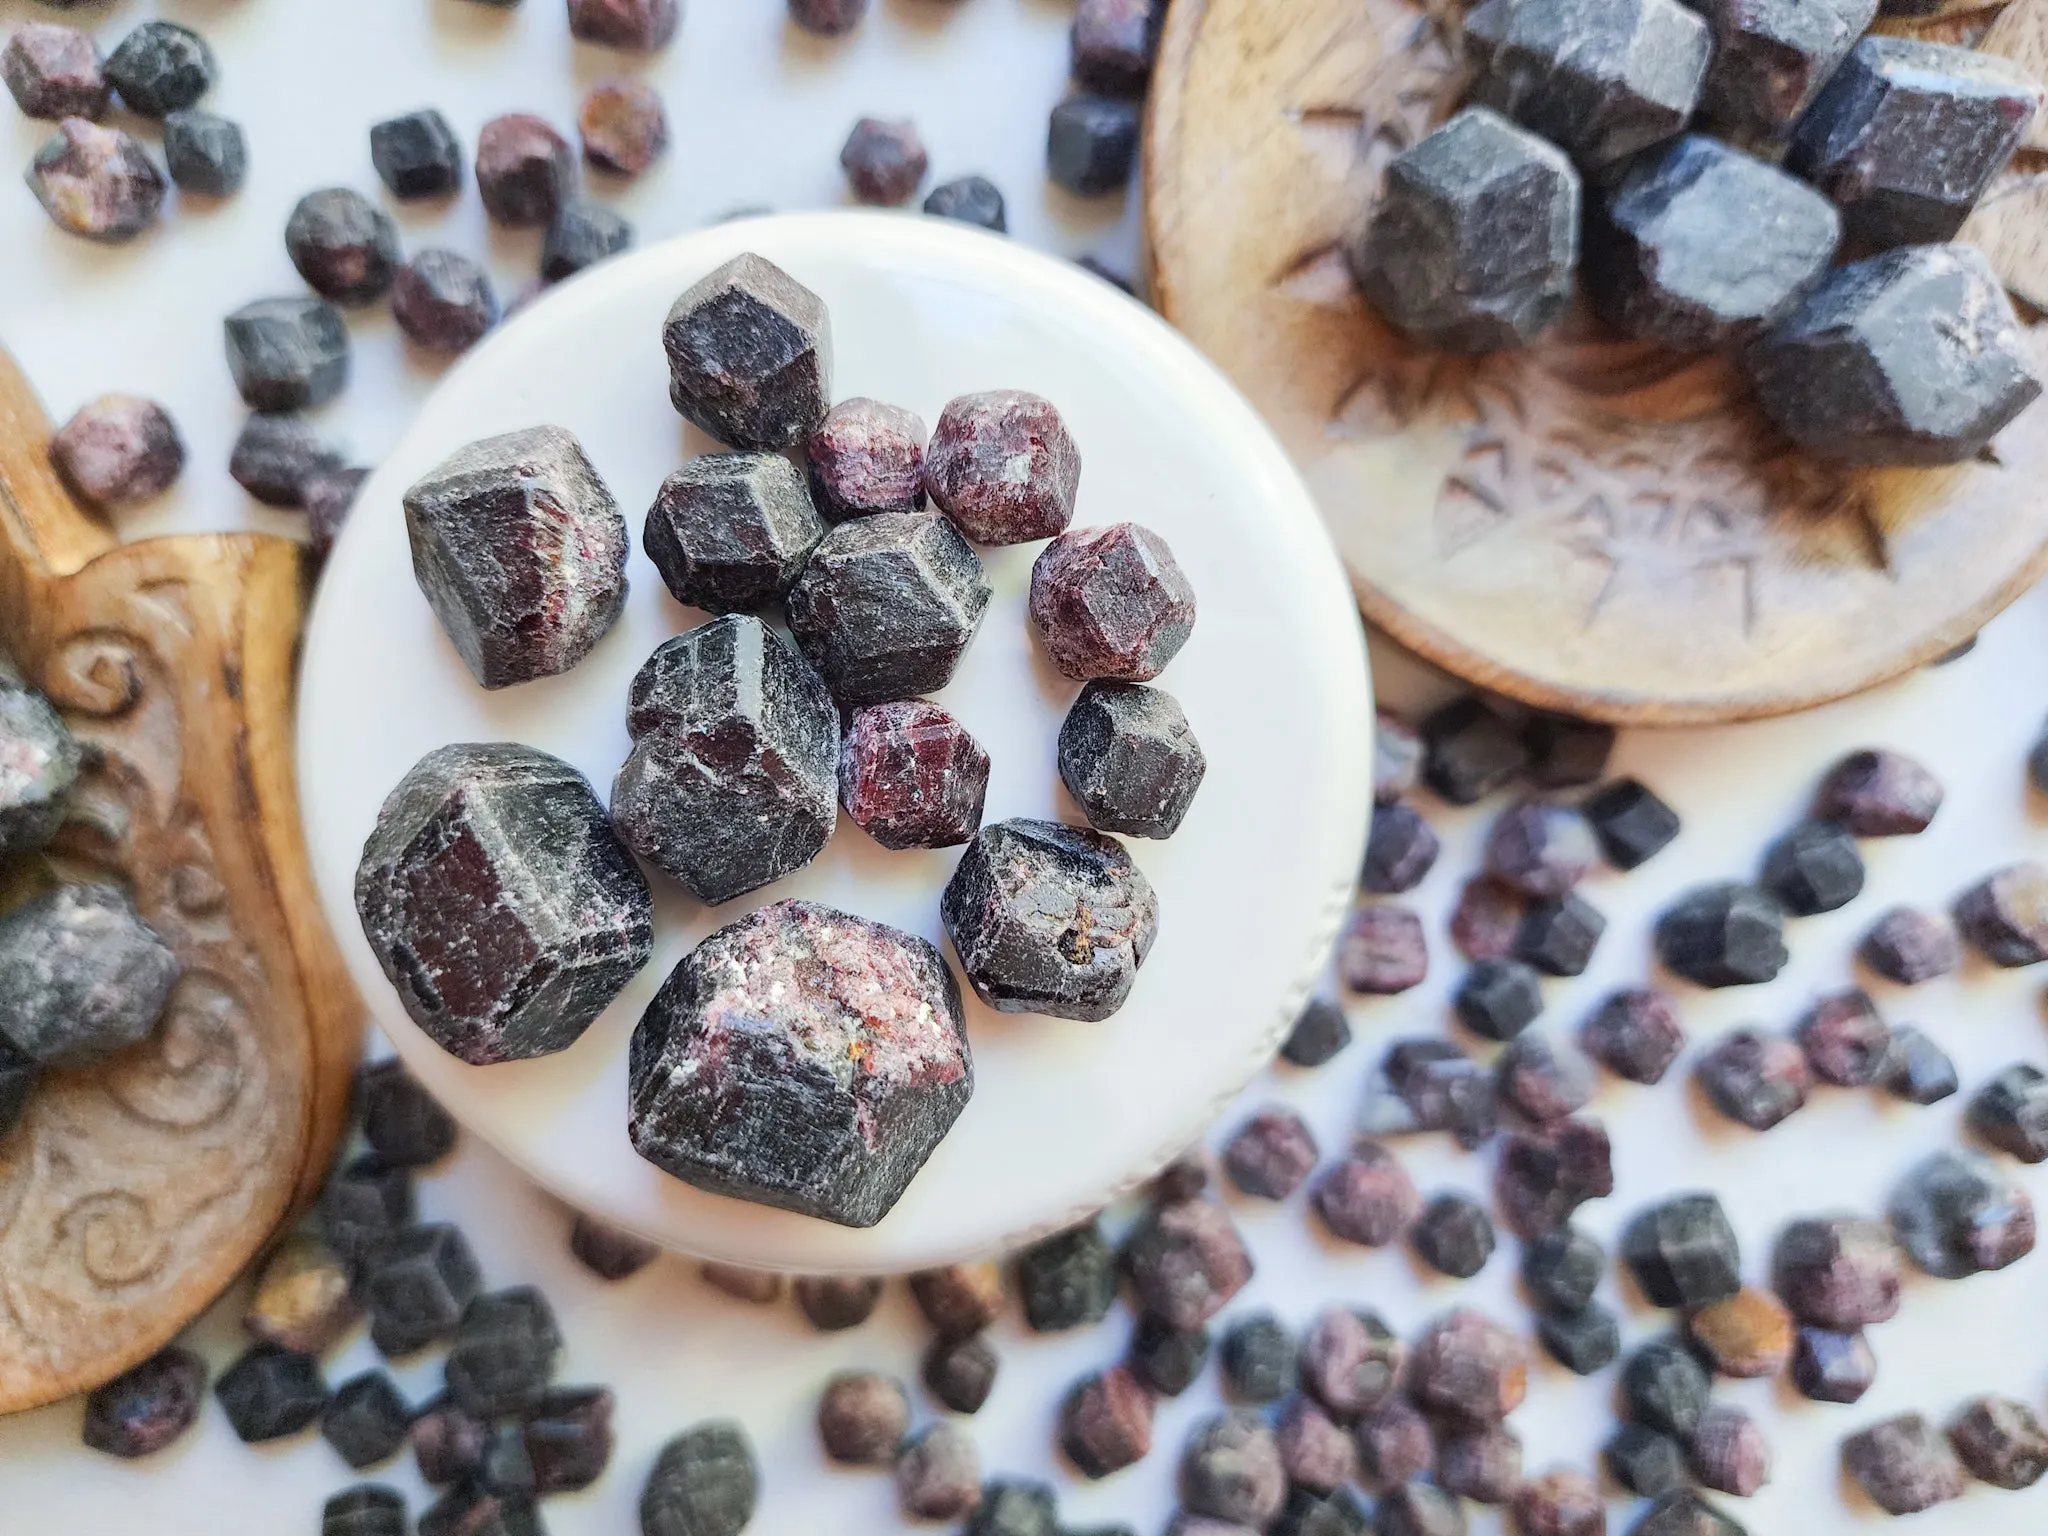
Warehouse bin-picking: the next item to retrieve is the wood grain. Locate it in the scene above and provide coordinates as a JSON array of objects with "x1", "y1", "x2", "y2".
[
  {"x1": 1145, "y1": 0, "x2": 2048, "y2": 723},
  {"x1": 0, "y1": 347, "x2": 360, "y2": 1412}
]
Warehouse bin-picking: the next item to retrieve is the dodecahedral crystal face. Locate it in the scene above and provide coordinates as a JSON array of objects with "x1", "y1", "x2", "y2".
[
  {"x1": 1692, "y1": 0, "x2": 1876, "y2": 140},
  {"x1": 542, "y1": 198, "x2": 633, "y2": 284},
  {"x1": 924, "y1": 390, "x2": 1081, "y2": 544},
  {"x1": 1623, "y1": 1191, "x2": 1743, "y2": 1307},
  {"x1": 1016, "y1": 1221, "x2": 1118, "y2": 1331},
  {"x1": 1181, "y1": 1411, "x2": 1286, "y2": 1528},
  {"x1": 1955, "y1": 861, "x2": 2048, "y2": 966},
  {"x1": 841, "y1": 117, "x2": 928, "y2": 205},
  {"x1": 474, "y1": 112, "x2": 574, "y2": 227},
  {"x1": 1046, "y1": 95, "x2": 1141, "y2": 197},
  {"x1": 806, "y1": 398, "x2": 927, "y2": 521},
  {"x1": 1408, "y1": 1308, "x2": 1527, "y2": 1424},
  {"x1": 1762, "y1": 818, "x2": 1864, "y2": 915},
  {"x1": 1072, "y1": 0, "x2": 1160, "y2": 96},
  {"x1": 1411, "y1": 1192, "x2": 1496, "y2": 1277},
  {"x1": 0, "y1": 883, "x2": 179, "y2": 1065},
  {"x1": 27, "y1": 118, "x2": 164, "y2": 243},
  {"x1": 923, "y1": 174, "x2": 1008, "y2": 231},
  {"x1": 224, "y1": 295, "x2": 350, "y2": 412},
  {"x1": 1790, "y1": 37, "x2": 2040, "y2": 251},
  {"x1": 1879, "y1": 1025, "x2": 1957, "y2": 1105},
  {"x1": 82, "y1": 1347, "x2": 205, "y2": 1459},
  {"x1": 373, "y1": 109, "x2": 464, "y2": 198},
  {"x1": 215, "y1": 1345, "x2": 329, "y2": 1444},
  {"x1": 1029, "y1": 523, "x2": 1195, "y2": 682},
  {"x1": 364, "y1": 1223, "x2": 484, "y2": 1357},
  {"x1": 355, "y1": 742, "x2": 654, "y2": 1065},
  {"x1": 230, "y1": 412, "x2": 343, "y2": 509},
  {"x1": 786, "y1": 512, "x2": 991, "y2": 705},
  {"x1": 1772, "y1": 1215, "x2": 1901, "y2": 1329},
  {"x1": 1543, "y1": 1307, "x2": 1622, "y2": 1377},
  {"x1": 1583, "y1": 777, "x2": 1680, "y2": 868},
  {"x1": 567, "y1": 0, "x2": 680, "y2": 50},
  {"x1": 1060, "y1": 1364, "x2": 1153, "y2": 1476},
  {"x1": 1816, "y1": 748, "x2": 1943, "y2": 837},
  {"x1": 839, "y1": 700, "x2": 990, "y2": 851},
  {"x1": 1747, "y1": 244, "x2": 2043, "y2": 466},
  {"x1": 1057, "y1": 682, "x2": 1206, "y2": 840},
  {"x1": 664, "y1": 252, "x2": 832, "y2": 450},
  {"x1": 286, "y1": 188, "x2": 401, "y2": 306},
  {"x1": 1947, "y1": 1396, "x2": 2048, "y2": 1491},
  {"x1": 1843, "y1": 1414, "x2": 1967, "y2": 1516},
  {"x1": 359, "y1": 1058, "x2": 458, "y2": 1167},
  {"x1": 403, "y1": 425, "x2": 627, "y2": 688},
  {"x1": 4, "y1": 24, "x2": 108, "y2": 121},
  {"x1": 445, "y1": 1286, "x2": 563, "y2": 1418},
  {"x1": 1349, "y1": 106, "x2": 1579, "y2": 352},
  {"x1": 1970, "y1": 1064, "x2": 2048, "y2": 1163},
  {"x1": 526, "y1": 1387, "x2": 616, "y2": 1493},
  {"x1": 1607, "y1": 1426, "x2": 1687, "y2": 1498},
  {"x1": 162, "y1": 110, "x2": 246, "y2": 197},
  {"x1": 1792, "y1": 1324, "x2": 1874, "y2": 1403},
  {"x1": 942, "y1": 817, "x2": 1159, "y2": 1021},
  {"x1": 628, "y1": 899, "x2": 972, "y2": 1227},
  {"x1": 320, "y1": 1371, "x2": 413, "y2": 1469},
  {"x1": 1696, "y1": 1027, "x2": 1811, "y2": 1130},
  {"x1": 1796, "y1": 989, "x2": 1890, "y2": 1087},
  {"x1": 644, "y1": 452, "x2": 826, "y2": 614},
  {"x1": 1495, "y1": 1117, "x2": 1613, "y2": 1237},
  {"x1": 611, "y1": 614, "x2": 839, "y2": 902},
  {"x1": 103, "y1": 20, "x2": 214, "y2": 117},
  {"x1": 1655, "y1": 882, "x2": 1788, "y2": 987},
  {"x1": 1586, "y1": 136, "x2": 1839, "y2": 349},
  {"x1": 641, "y1": 1422, "x2": 760, "y2": 1536},
  {"x1": 1220, "y1": 1313, "x2": 1296, "y2": 1403},
  {"x1": 579, "y1": 78, "x2": 670, "y2": 175},
  {"x1": 1621, "y1": 1340, "x2": 1709, "y2": 1440},
  {"x1": 0, "y1": 678, "x2": 80, "y2": 856},
  {"x1": 1122, "y1": 1198, "x2": 1253, "y2": 1330},
  {"x1": 392, "y1": 249, "x2": 499, "y2": 353},
  {"x1": 1467, "y1": 0, "x2": 1710, "y2": 169}
]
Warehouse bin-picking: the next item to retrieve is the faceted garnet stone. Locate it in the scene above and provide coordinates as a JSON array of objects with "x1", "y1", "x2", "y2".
[
  {"x1": 785, "y1": 513, "x2": 991, "y2": 706},
  {"x1": 355, "y1": 742, "x2": 653, "y2": 1065},
  {"x1": 1029, "y1": 523, "x2": 1196, "y2": 682},
  {"x1": 1349, "y1": 106, "x2": 1579, "y2": 352},
  {"x1": 643, "y1": 452, "x2": 826, "y2": 615},
  {"x1": 1586, "y1": 136, "x2": 1839, "y2": 349},
  {"x1": 924, "y1": 390, "x2": 1081, "y2": 545},
  {"x1": 1692, "y1": 0, "x2": 1876, "y2": 141},
  {"x1": 402, "y1": 425, "x2": 630, "y2": 689},
  {"x1": 1788, "y1": 37, "x2": 2040, "y2": 251},
  {"x1": 663, "y1": 252, "x2": 832, "y2": 451},
  {"x1": 942, "y1": 818, "x2": 1160, "y2": 1021},
  {"x1": 1746, "y1": 244, "x2": 2043, "y2": 468},
  {"x1": 627, "y1": 899, "x2": 972, "y2": 1227},
  {"x1": 839, "y1": 700, "x2": 990, "y2": 851},
  {"x1": 611, "y1": 614, "x2": 839, "y2": 903},
  {"x1": 1057, "y1": 682, "x2": 1206, "y2": 839},
  {"x1": 1466, "y1": 0, "x2": 1710, "y2": 170}
]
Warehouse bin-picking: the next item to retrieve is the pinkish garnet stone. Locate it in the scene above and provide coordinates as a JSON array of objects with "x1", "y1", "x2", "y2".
[
  {"x1": 924, "y1": 389, "x2": 1081, "y2": 545},
  {"x1": 628, "y1": 899, "x2": 973, "y2": 1227},
  {"x1": 1029, "y1": 521, "x2": 1196, "y2": 681},
  {"x1": 839, "y1": 700, "x2": 990, "y2": 851}
]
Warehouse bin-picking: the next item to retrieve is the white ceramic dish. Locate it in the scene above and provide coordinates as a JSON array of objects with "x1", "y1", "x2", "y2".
[{"x1": 300, "y1": 211, "x2": 1372, "y2": 1273}]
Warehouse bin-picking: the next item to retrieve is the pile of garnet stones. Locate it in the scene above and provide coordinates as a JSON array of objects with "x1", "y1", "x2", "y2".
[
  {"x1": 1349, "y1": 0, "x2": 2046, "y2": 466},
  {"x1": 353, "y1": 249, "x2": 1202, "y2": 1228}
]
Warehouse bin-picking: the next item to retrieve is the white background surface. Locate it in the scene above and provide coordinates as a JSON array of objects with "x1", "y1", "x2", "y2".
[{"x1": 6, "y1": 2, "x2": 2048, "y2": 1535}]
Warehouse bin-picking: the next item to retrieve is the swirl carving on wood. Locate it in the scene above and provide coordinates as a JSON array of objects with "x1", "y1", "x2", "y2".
[
  {"x1": 0, "y1": 347, "x2": 360, "y2": 1412},
  {"x1": 1147, "y1": 0, "x2": 2048, "y2": 719}
]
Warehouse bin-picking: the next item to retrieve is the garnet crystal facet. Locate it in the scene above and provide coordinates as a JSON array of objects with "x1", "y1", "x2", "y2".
[
  {"x1": 839, "y1": 700, "x2": 990, "y2": 851},
  {"x1": 627, "y1": 899, "x2": 972, "y2": 1227}
]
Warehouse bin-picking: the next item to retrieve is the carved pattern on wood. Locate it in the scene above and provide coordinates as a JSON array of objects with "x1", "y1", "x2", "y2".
[
  {"x1": 1147, "y1": 0, "x2": 2048, "y2": 721},
  {"x1": 0, "y1": 347, "x2": 360, "y2": 1412}
]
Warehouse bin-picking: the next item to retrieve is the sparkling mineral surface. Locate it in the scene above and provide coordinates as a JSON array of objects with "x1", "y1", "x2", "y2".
[
  {"x1": 839, "y1": 700, "x2": 989, "y2": 851},
  {"x1": 627, "y1": 899, "x2": 971, "y2": 1227},
  {"x1": 355, "y1": 742, "x2": 652, "y2": 1064},
  {"x1": 27, "y1": 118, "x2": 164, "y2": 243},
  {"x1": 664, "y1": 251, "x2": 832, "y2": 450},
  {"x1": 942, "y1": 817, "x2": 1159, "y2": 1021},
  {"x1": 1030, "y1": 522, "x2": 1194, "y2": 683},
  {"x1": 1586, "y1": 136, "x2": 1839, "y2": 348},
  {"x1": 926, "y1": 390, "x2": 1081, "y2": 544},
  {"x1": 612, "y1": 615, "x2": 839, "y2": 902},
  {"x1": 1790, "y1": 36, "x2": 2041, "y2": 250},
  {"x1": 806, "y1": 397, "x2": 927, "y2": 521},
  {"x1": 644, "y1": 452, "x2": 825, "y2": 614},
  {"x1": 1350, "y1": 106, "x2": 1579, "y2": 352},
  {"x1": 0, "y1": 882, "x2": 179, "y2": 1065},
  {"x1": 1058, "y1": 682, "x2": 1205, "y2": 840},
  {"x1": 1747, "y1": 244, "x2": 2042, "y2": 467}
]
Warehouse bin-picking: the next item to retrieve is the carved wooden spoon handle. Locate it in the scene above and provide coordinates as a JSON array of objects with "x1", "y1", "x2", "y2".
[{"x1": 0, "y1": 345, "x2": 359, "y2": 1413}]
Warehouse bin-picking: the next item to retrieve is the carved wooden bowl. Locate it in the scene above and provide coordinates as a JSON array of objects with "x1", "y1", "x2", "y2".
[
  {"x1": 0, "y1": 350, "x2": 359, "y2": 1413},
  {"x1": 1146, "y1": 0, "x2": 2048, "y2": 723}
]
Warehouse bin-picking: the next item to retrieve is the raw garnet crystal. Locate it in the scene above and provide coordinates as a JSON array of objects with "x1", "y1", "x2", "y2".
[
  {"x1": 49, "y1": 394, "x2": 182, "y2": 510},
  {"x1": 391, "y1": 250, "x2": 499, "y2": 353},
  {"x1": 402, "y1": 425, "x2": 628, "y2": 689},
  {"x1": 642, "y1": 451, "x2": 826, "y2": 614},
  {"x1": 354, "y1": 742, "x2": 654, "y2": 1065},
  {"x1": 82, "y1": 1347, "x2": 206, "y2": 1458},
  {"x1": 942, "y1": 818, "x2": 1159, "y2": 1021},
  {"x1": 627, "y1": 900, "x2": 972, "y2": 1227},
  {"x1": 474, "y1": 113, "x2": 574, "y2": 227},
  {"x1": 1058, "y1": 682, "x2": 1206, "y2": 839},
  {"x1": 568, "y1": 0, "x2": 680, "y2": 51},
  {"x1": 806, "y1": 398, "x2": 927, "y2": 521},
  {"x1": 610, "y1": 615, "x2": 839, "y2": 903},
  {"x1": 925, "y1": 390, "x2": 1081, "y2": 545},
  {"x1": 3, "y1": 24, "x2": 109, "y2": 121},
  {"x1": 27, "y1": 118, "x2": 164, "y2": 243},
  {"x1": 664, "y1": 252, "x2": 832, "y2": 451},
  {"x1": 0, "y1": 883, "x2": 179, "y2": 1065},
  {"x1": 1408, "y1": 1309, "x2": 1527, "y2": 1424},
  {"x1": 579, "y1": 78, "x2": 668, "y2": 175},
  {"x1": 839, "y1": 700, "x2": 989, "y2": 850},
  {"x1": 1029, "y1": 522, "x2": 1195, "y2": 682}
]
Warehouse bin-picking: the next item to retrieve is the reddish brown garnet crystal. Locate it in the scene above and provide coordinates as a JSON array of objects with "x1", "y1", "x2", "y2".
[
  {"x1": 924, "y1": 390, "x2": 1081, "y2": 544},
  {"x1": 627, "y1": 899, "x2": 972, "y2": 1227},
  {"x1": 1029, "y1": 522, "x2": 1196, "y2": 682},
  {"x1": 354, "y1": 743, "x2": 654, "y2": 1065},
  {"x1": 839, "y1": 701, "x2": 990, "y2": 851}
]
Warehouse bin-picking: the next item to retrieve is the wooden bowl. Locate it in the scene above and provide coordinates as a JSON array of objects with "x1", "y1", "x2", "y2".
[
  {"x1": 0, "y1": 350, "x2": 360, "y2": 1412},
  {"x1": 1145, "y1": 0, "x2": 2048, "y2": 723}
]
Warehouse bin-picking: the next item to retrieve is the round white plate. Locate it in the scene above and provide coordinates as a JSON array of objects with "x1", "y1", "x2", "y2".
[{"x1": 300, "y1": 210, "x2": 1372, "y2": 1274}]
